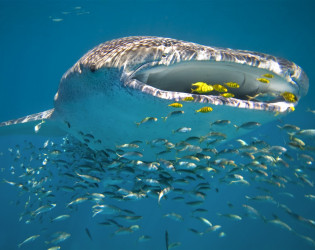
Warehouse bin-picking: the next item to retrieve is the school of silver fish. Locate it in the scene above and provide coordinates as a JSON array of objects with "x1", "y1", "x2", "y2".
[{"x1": 1, "y1": 106, "x2": 315, "y2": 250}]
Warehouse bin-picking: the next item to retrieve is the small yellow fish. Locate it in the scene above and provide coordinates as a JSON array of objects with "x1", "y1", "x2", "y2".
[
  {"x1": 191, "y1": 82, "x2": 207, "y2": 87},
  {"x1": 191, "y1": 82, "x2": 213, "y2": 94},
  {"x1": 261, "y1": 73, "x2": 274, "y2": 78},
  {"x1": 213, "y1": 84, "x2": 227, "y2": 92},
  {"x1": 183, "y1": 97, "x2": 194, "y2": 101},
  {"x1": 281, "y1": 92, "x2": 297, "y2": 102},
  {"x1": 168, "y1": 103, "x2": 183, "y2": 108},
  {"x1": 224, "y1": 82, "x2": 239, "y2": 88},
  {"x1": 196, "y1": 107, "x2": 213, "y2": 113},
  {"x1": 256, "y1": 78, "x2": 270, "y2": 84},
  {"x1": 220, "y1": 93, "x2": 235, "y2": 98}
]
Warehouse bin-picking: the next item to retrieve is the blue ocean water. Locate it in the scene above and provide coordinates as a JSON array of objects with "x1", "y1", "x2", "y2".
[{"x1": 0, "y1": 1, "x2": 314, "y2": 250}]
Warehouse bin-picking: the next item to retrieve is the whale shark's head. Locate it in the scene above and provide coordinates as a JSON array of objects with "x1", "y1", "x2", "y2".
[{"x1": 50, "y1": 36, "x2": 309, "y2": 152}]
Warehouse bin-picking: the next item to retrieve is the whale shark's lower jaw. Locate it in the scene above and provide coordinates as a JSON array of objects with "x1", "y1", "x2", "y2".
[{"x1": 124, "y1": 60, "x2": 302, "y2": 113}]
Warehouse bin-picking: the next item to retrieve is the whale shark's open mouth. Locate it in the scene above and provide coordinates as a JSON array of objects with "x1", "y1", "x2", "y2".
[
  {"x1": 133, "y1": 61, "x2": 299, "y2": 103},
  {"x1": 130, "y1": 60, "x2": 306, "y2": 112}
]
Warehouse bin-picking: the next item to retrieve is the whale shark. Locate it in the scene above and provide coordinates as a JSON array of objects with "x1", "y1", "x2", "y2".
[{"x1": 0, "y1": 36, "x2": 309, "y2": 153}]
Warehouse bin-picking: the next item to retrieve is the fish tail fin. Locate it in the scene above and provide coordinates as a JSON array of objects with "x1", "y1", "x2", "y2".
[
  {"x1": 161, "y1": 117, "x2": 167, "y2": 122},
  {"x1": 135, "y1": 122, "x2": 140, "y2": 127},
  {"x1": 0, "y1": 109, "x2": 66, "y2": 137},
  {"x1": 233, "y1": 124, "x2": 239, "y2": 131}
]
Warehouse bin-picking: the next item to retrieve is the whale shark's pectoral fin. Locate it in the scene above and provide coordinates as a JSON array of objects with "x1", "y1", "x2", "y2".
[{"x1": 0, "y1": 108, "x2": 67, "y2": 137}]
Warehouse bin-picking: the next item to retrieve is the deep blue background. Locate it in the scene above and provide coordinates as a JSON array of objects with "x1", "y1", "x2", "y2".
[{"x1": 0, "y1": 1, "x2": 314, "y2": 249}]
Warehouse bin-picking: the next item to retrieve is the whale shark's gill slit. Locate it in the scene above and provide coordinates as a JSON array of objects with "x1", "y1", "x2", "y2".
[{"x1": 132, "y1": 61, "x2": 300, "y2": 103}]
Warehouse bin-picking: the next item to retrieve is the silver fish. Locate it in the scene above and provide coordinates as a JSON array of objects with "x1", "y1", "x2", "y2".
[{"x1": 18, "y1": 234, "x2": 40, "y2": 248}]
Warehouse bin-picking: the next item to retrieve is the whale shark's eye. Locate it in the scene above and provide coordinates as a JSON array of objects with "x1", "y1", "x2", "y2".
[{"x1": 133, "y1": 61, "x2": 300, "y2": 103}]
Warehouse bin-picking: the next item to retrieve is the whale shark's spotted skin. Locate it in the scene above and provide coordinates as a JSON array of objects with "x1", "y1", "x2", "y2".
[{"x1": 68, "y1": 36, "x2": 304, "y2": 78}]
